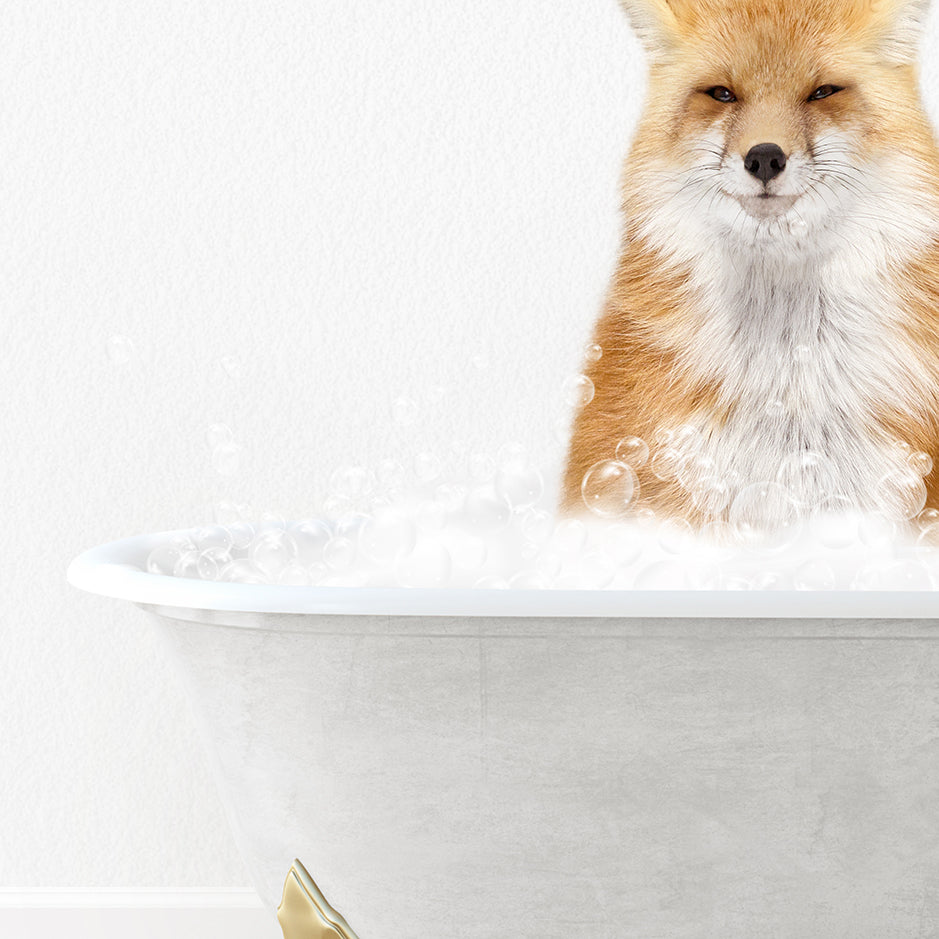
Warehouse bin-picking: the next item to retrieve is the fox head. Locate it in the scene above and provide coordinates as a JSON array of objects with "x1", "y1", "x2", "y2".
[{"x1": 620, "y1": 0, "x2": 939, "y2": 255}]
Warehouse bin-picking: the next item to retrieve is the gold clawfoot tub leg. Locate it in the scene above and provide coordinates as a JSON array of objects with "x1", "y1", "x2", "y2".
[{"x1": 277, "y1": 859, "x2": 361, "y2": 939}]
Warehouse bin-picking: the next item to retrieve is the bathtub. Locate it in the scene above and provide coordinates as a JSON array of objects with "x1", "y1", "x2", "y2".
[{"x1": 69, "y1": 531, "x2": 939, "y2": 938}]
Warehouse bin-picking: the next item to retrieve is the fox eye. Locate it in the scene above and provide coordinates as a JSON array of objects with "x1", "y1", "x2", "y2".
[
  {"x1": 808, "y1": 84, "x2": 843, "y2": 101},
  {"x1": 706, "y1": 86, "x2": 737, "y2": 103}
]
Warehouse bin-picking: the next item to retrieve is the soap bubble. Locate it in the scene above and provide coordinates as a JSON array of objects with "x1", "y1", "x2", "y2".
[
  {"x1": 173, "y1": 550, "x2": 202, "y2": 579},
  {"x1": 728, "y1": 481, "x2": 800, "y2": 549},
  {"x1": 392, "y1": 396, "x2": 418, "y2": 427},
  {"x1": 155, "y1": 426, "x2": 939, "y2": 591},
  {"x1": 671, "y1": 425, "x2": 703, "y2": 453},
  {"x1": 789, "y1": 216, "x2": 808, "y2": 236},
  {"x1": 463, "y1": 486, "x2": 512, "y2": 533},
  {"x1": 752, "y1": 570, "x2": 791, "y2": 590},
  {"x1": 549, "y1": 518, "x2": 588, "y2": 555},
  {"x1": 206, "y1": 423, "x2": 234, "y2": 448},
  {"x1": 469, "y1": 452, "x2": 497, "y2": 482},
  {"x1": 909, "y1": 451, "x2": 934, "y2": 478},
  {"x1": 653, "y1": 427, "x2": 675, "y2": 448},
  {"x1": 259, "y1": 513, "x2": 288, "y2": 533},
  {"x1": 147, "y1": 543, "x2": 188, "y2": 575},
  {"x1": 700, "y1": 519, "x2": 736, "y2": 548},
  {"x1": 194, "y1": 525, "x2": 233, "y2": 554},
  {"x1": 303, "y1": 562, "x2": 326, "y2": 585},
  {"x1": 396, "y1": 541, "x2": 452, "y2": 588},
  {"x1": 917, "y1": 522, "x2": 939, "y2": 550},
  {"x1": 563, "y1": 374, "x2": 595, "y2": 408},
  {"x1": 220, "y1": 559, "x2": 267, "y2": 584},
  {"x1": 323, "y1": 536, "x2": 357, "y2": 572},
  {"x1": 329, "y1": 466, "x2": 376, "y2": 503},
  {"x1": 106, "y1": 334, "x2": 135, "y2": 365},
  {"x1": 322, "y1": 494, "x2": 355, "y2": 518},
  {"x1": 212, "y1": 441, "x2": 242, "y2": 477},
  {"x1": 678, "y1": 453, "x2": 716, "y2": 490},
  {"x1": 691, "y1": 476, "x2": 731, "y2": 516},
  {"x1": 335, "y1": 513, "x2": 371, "y2": 541},
  {"x1": 809, "y1": 496, "x2": 859, "y2": 549},
  {"x1": 290, "y1": 518, "x2": 332, "y2": 565},
  {"x1": 858, "y1": 512, "x2": 898, "y2": 548},
  {"x1": 650, "y1": 448, "x2": 683, "y2": 482},
  {"x1": 521, "y1": 508, "x2": 554, "y2": 546},
  {"x1": 919, "y1": 508, "x2": 939, "y2": 527},
  {"x1": 794, "y1": 559, "x2": 836, "y2": 590},
  {"x1": 615, "y1": 436, "x2": 649, "y2": 468},
  {"x1": 585, "y1": 343, "x2": 603, "y2": 363},
  {"x1": 197, "y1": 551, "x2": 222, "y2": 581},
  {"x1": 250, "y1": 530, "x2": 297, "y2": 575},
  {"x1": 377, "y1": 459, "x2": 407, "y2": 494},
  {"x1": 776, "y1": 451, "x2": 836, "y2": 506},
  {"x1": 724, "y1": 575, "x2": 754, "y2": 590},
  {"x1": 277, "y1": 565, "x2": 311, "y2": 586},
  {"x1": 359, "y1": 508, "x2": 417, "y2": 563},
  {"x1": 495, "y1": 459, "x2": 544, "y2": 512},
  {"x1": 722, "y1": 468, "x2": 745, "y2": 493},
  {"x1": 581, "y1": 460, "x2": 639, "y2": 518},
  {"x1": 226, "y1": 520, "x2": 256, "y2": 550},
  {"x1": 686, "y1": 563, "x2": 725, "y2": 590},
  {"x1": 876, "y1": 468, "x2": 927, "y2": 520}
]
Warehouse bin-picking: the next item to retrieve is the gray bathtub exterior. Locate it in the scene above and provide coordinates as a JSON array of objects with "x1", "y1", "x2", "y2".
[{"x1": 148, "y1": 606, "x2": 939, "y2": 939}]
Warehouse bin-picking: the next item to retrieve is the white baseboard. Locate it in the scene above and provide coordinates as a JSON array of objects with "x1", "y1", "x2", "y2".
[{"x1": 0, "y1": 891, "x2": 282, "y2": 939}]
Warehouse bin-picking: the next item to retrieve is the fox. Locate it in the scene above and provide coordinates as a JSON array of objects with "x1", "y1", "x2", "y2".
[{"x1": 562, "y1": 0, "x2": 939, "y2": 529}]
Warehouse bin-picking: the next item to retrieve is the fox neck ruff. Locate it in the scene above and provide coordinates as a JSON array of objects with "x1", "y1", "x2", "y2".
[{"x1": 633, "y1": 153, "x2": 939, "y2": 513}]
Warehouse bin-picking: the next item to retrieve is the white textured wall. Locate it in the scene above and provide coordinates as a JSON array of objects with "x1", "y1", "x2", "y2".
[{"x1": 3, "y1": 0, "x2": 939, "y2": 892}]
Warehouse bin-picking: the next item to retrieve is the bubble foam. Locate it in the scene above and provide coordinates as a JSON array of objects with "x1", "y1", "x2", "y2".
[{"x1": 144, "y1": 439, "x2": 939, "y2": 591}]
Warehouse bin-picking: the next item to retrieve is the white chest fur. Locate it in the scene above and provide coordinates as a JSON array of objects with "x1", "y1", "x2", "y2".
[
  {"x1": 630, "y1": 148, "x2": 939, "y2": 519},
  {"x1": 675, "y1": 242, "x2": 921, "y2": 513}
]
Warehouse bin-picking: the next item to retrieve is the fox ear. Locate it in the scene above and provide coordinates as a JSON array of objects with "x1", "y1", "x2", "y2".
[
  {"x1": 878, "y1": 0, "x2": 933, "y2": 64},
  {"x1": 618, "y1": 0, "x2": 680, "y2": 55}
]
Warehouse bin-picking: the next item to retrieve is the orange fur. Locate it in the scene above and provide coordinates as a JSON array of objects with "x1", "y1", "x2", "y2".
[{"x1": 563, "y1": 0, "x2": 939, "y2": 523}]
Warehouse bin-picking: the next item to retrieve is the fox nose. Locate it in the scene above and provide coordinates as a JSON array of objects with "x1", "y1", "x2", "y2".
[{"x1": 744, "y1": 143, "x2": 787, "y2": 183}]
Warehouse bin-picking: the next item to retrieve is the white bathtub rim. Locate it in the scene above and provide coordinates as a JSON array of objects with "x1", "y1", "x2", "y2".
[{"x1": 67, "y1": 530, "x2": 939, "y2": 619}]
